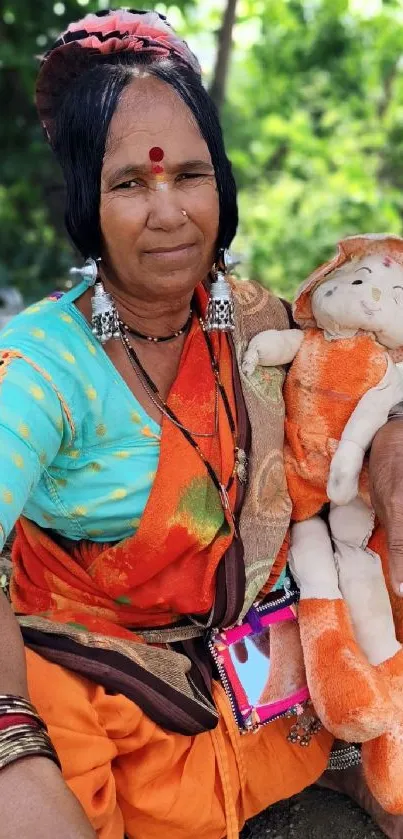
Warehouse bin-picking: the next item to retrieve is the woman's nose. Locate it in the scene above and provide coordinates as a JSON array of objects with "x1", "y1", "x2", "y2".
[{"x1": 147, "y1": 187, "x2": 187, "y2": 230}]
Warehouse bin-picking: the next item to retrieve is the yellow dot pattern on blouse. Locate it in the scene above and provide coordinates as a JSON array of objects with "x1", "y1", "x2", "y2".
[{"x1": 0, "y1": 281, "x2": 161, "y2": 548}]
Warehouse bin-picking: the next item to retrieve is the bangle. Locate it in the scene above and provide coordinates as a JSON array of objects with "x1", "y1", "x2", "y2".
[
  {"x1": 0, "y1": 695, "x2": 46, "y2": 721},
  {"x1": 0, "y1": 713, "x2": 38, "y2": 731},
  {"x1": 327, "y1": 743, "x2": 361, "y2": 771},
  {"x1": 0, "y1": 695, "x2": 61, "y2": 772},
  {"x1": 0, "y1": 695, "x2": 47, "y2": 722},
  {"x1": 0, "y1": 726, "x2": 60, "y2": 772}
]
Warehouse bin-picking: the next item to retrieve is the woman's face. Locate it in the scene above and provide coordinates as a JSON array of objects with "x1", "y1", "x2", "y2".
[{"x1": 100, "y1": 76, "x2": 220, "y2": 303}]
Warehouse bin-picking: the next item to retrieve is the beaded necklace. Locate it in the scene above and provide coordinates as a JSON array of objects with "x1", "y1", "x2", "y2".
[
  {"x1": 121, "y1": 309, "x2": 192, "y2": 343},
  {"x1": 118, "y1": 315, "x2": 246, "y2": 531}
]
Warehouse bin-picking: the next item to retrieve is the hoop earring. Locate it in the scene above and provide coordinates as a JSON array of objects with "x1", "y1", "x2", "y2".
[
  {"x1": 204, "y1": 248, "x2": 235, "y2": 332},
  {"x1": 69, "y1": 257, "x2": 99, "y2": 287}
]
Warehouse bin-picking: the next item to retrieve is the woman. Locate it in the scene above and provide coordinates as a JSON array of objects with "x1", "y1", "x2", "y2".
[{"x1": 1, "y1": 9, "x2": 403, "y2": 839}]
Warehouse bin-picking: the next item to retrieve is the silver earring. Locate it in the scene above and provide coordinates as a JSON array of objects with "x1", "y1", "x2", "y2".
[
  {"x1": 69, "y1": 257, "x2": 99, "y2": 287},
  {"x1": 91, "y1": 279, "x2": 120, "y2": 344},
  {"x1": 204, "y1": 248, "x2": 235, "y2": 332},
  {"x1": 70, "y1": 257, "x2": 120, "y2": 344}
]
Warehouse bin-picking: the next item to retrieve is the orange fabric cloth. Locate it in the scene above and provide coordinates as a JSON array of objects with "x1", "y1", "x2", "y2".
[
  {"x1": 283, "y1": 329, "x2": 388, "y2": 520},
  {"x1": 26, "y1": 648, "x2": 333, "y2": 839},
  {"x1": 11, "y1": 291, "x2": 238, "y2": 631}
]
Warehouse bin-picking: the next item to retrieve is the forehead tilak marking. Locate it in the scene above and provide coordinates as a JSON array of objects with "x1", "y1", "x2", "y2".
[
  {"x1": 149, "y1": 146, "x2": 165, "y2": 173},
  {"x1": 149, "y1": 146, "x2": 168, "y2": 190},
  {"x1": 149, "y1": 146, "x2": 164, "y2": 163}
]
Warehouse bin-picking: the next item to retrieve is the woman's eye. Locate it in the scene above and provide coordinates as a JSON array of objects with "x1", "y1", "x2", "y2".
[
  {"x1": 116, "y1": 180, "x2": 142, "y2": 190},
  {"x1": 176, "y1": 173, "x2": 204, "y2": 182}
]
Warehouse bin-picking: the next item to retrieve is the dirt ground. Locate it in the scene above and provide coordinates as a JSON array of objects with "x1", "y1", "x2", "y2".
[{"x1": 242, "y1": 786, "x2": 385, "y2": 838}]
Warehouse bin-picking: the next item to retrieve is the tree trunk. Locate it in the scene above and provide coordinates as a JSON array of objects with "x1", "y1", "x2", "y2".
[{"x1": 209, "y1": 0, "x2": 238, "y2": 112}]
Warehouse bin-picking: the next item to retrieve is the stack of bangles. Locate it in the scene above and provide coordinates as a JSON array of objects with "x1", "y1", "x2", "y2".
[{"x1": 0, "y1": 695, "x2": 61, "y2": 771}]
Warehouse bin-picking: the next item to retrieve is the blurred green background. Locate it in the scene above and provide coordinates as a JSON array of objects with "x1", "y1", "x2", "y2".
[{"x1": 1, "y1": 0, "x2": 403, "y2": 303}]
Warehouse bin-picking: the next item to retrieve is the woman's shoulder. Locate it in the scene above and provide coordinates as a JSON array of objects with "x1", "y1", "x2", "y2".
[
  {"x1": 231, "y1": 278, "x2": 290, "y2": 340},
  {"x1": 0, "y1": 290, "x2": 74, "y2": 341},
  {"x1": 0, "y1": 289, "x2": 99, "y2": 398},
  {"x1": 0, "y1": 286, "x2": 91, "y2": 347}
]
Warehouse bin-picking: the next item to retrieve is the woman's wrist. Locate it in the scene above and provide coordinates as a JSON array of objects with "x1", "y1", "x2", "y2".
[
  {"x1": 0, "y1": 756, "x2": 96, "y2": 839},
  {"x1": 0, "y1": 591, "x2": 29, "y2": 698}
]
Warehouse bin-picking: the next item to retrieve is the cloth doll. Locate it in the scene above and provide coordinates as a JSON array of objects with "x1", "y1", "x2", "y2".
[{"x1": 242, "y1": 234, "x2": 403, "y2": 814}]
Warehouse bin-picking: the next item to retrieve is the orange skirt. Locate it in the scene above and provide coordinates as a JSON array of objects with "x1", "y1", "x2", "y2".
[{"x1": 26, "y1": 649, "x2": 333, "y2": 839}]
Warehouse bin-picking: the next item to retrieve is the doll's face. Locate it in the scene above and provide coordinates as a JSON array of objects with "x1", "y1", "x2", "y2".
[{"x1": 311, "y1": 253, "x2": 403, "y2": 348}]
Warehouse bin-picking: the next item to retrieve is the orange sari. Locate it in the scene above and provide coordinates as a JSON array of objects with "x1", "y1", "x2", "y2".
[{"x1": 13, "y1": 284, "x2": 332, "y2": 838}]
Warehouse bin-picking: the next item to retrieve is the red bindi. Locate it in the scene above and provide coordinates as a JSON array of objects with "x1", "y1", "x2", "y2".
[
  {"x1": 383, "y1": 256, "x2": 393, "y2": 267},
  {"x1": 149, "y1": 147, "x2": 164, "y2": 163}
]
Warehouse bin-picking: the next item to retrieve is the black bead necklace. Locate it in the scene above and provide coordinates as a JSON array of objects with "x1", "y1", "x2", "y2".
[
  {"x1": 119, "y1": 315, "x2": 239, "y2": 531},
  {"x1": 120, "y1": 310, "x2": 193, "y2": 343}
]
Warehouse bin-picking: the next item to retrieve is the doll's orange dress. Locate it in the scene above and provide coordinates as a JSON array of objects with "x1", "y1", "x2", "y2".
[{"x1": 283, "y1": 328, "x2": 388, "y2": 520}]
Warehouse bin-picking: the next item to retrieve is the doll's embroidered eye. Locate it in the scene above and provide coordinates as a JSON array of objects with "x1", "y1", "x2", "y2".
[{"x1": 352, "y1": 279, "x2": 363, "y2": 285}]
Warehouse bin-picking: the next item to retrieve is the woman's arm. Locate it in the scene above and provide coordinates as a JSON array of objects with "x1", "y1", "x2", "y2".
[
  {"x1": 0, "y1": 591, "x2": 96, "y2": 839},
  {"x1": 0, "y1": 757, "x2": 96, "y2": 839},
  {"x1": 370, "y1": 418, "x2": 403, "y2": 596},
  {"x1": 0, "y1": 353, "x2": 95, "y2": 835}
]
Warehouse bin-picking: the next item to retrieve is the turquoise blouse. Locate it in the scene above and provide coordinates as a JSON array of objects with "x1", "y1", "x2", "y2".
[{"x1": 0, "y1": 281, "x2": 161, "y2": 549}]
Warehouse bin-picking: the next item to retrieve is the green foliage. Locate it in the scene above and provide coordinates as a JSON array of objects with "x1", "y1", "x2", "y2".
[
  {"x1": 2, "y1": 0, "x2": 403, "y2": 301},
  {"x1": 225, "y1": 0, "x2": 403, "y2": 298}
]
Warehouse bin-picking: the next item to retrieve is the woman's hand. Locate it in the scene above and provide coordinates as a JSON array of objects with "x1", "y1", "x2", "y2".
[
  {"x1": 0, "y1": 591, "x2": 96, "y2": 838},
  {"x1": 369, "y1": 419, "x2": 403, "y2": 596}
]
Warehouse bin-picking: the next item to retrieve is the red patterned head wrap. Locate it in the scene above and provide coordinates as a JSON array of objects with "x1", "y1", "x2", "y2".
[{"x1": 36, "y1": 8, "x2": 201, "y2": 145}]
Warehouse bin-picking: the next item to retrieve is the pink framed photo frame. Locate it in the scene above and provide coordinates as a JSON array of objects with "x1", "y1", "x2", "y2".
[{"x1": 209, "y1": 584, "x2": 309, "y2": 732}]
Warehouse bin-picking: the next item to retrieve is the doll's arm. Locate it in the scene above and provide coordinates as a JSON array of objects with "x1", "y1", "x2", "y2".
[
  {"x1": 341, "y1": 358, "x2": 403, "y2": 450},
  {"x1": 242, "y1": 329, "x2": 303, "y2": 377},
  {"x1": 328, "y1": 358, "x2": 403, "y2": 505}
]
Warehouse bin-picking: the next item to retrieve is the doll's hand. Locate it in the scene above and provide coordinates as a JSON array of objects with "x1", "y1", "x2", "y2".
[
  {"x1": 327, "y1": 441, "x2": 365, "y2": 506},
  {"x1": 242, "y1": 331, "x2": 278, "y2": 377},
  {"x1": 242, "y1": 343, "x2": 259, "y2": 377},
  {"x1": 242, "y1": 329, "x2": 303, "y2": 376}
]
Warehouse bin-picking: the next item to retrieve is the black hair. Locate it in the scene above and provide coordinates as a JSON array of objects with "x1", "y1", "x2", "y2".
[{"x1": 52, "y1": 52, "x2": 238, "y2": 259}]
